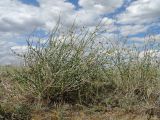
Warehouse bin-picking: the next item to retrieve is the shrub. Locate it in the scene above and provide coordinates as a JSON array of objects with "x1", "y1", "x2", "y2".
[
  {"x1": 11, "y1": 22, "x2": 160, "y2": 110},
  {"x1": 12, "y1": 23, "x2": 114, "y2": 107}
]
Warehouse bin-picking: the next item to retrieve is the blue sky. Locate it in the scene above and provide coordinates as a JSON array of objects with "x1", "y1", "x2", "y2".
[
  {"x1": 19, "y1": 0, "x2": 40, "y2": 6},
  {"x1": 0, "y1": 0, "x2": 160, "y2": 64}
]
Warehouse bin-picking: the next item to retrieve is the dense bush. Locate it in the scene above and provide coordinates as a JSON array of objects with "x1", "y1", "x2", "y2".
[
  {"x1": 12, "y1": 24, "x2": 114, "y2": 107},
  {"x1": 11, "y1": 23, "x2": 160, "y2": 110}
]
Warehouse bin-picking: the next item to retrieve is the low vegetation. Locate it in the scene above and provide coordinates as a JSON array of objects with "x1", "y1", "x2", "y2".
[{"x1": 0, "y1": 23, "x2": 160, "y2": 119}]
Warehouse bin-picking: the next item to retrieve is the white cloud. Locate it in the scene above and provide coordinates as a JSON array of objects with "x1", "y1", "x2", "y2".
[
  {"x1": 0, "y1": 0, "x2": 42, "y2": 33},
  {"x1": 76, "y1": 0, "x2": 123, "y2": 26},
  {"x1": 130, "y1": 34, "x2": 160, "y2": 42},
  {"x1": 118, "y1": 0, "x2": 160, "y2": 24},
  {"x1": 0, "y1": 0, "x2": 123, "y2": 32},
  {"x1": 0, "y1": 40, "x2": 18, "y2": 65},
  {"x1": 120, "y1": 24, "x2": 149, "y2": 36},
  {"x1": 102, "y1": 17, "x2": 115, "y2": 25},
  {"x1": 116, "y1": 0, "x2": 160, "y2": 41},
  {"x1": 79, "y1": 0, "x2": 123, "y2": 14},
  {"x1": 11, "y1": 45, "x2": 28, "y2": 53}
]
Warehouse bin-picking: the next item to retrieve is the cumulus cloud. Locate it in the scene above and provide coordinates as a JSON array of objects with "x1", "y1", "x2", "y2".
[
  {"x1": 11, "y1": 45, "x2": 28, "y2": 53},
  {"x1": 116, "y1": 0, "x2": 160, "y2": 38},
  {"x1": 120, "y1": 24, "x2": 149, "y2": 36},
  {"x1": 0, "y1": 40, "x2": 18, "y2": 65},
  {"x1": 118, "y1": 0, "x2": 160, "y2": 24},
  {"x1": 79, "y1": 0, "x2": 123, "y2": 14},
  {"x1": 130, "y1": 34, "x2": 160, "y2": 42},
  {"x1": 0, "y1": 0, "x2": 123, "y2": 32},
  {"x1": 0, "y1": 0, "x2": 42, "y2": 33}
]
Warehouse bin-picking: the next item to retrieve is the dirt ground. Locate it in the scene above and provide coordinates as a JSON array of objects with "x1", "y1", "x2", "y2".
[{"x1": 31, "y1": 107, "x2": 160, "y2": 120}]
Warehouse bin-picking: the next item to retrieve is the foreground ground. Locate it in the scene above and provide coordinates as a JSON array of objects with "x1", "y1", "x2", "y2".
[{"x1": 31, "y1": 105, "x2": 159, "y2": 120}]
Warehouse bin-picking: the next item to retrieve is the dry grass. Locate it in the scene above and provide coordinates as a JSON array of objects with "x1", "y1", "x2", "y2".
[{"x1": 31, "y1": 105, "x2": 159, "y2": 120}]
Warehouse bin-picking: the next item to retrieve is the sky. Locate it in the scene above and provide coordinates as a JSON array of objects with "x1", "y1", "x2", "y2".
[{"x1": 0, "y1": 0, "x2": 160, "y2": 65}]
